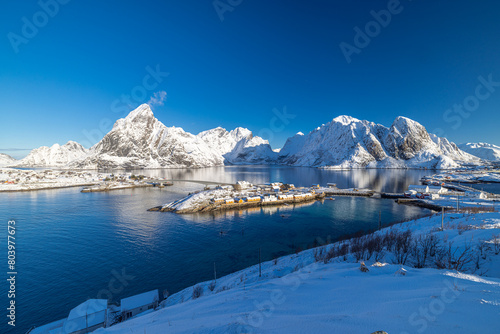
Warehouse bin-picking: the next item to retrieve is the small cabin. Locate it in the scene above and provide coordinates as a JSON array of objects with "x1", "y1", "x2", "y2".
[
  {"x1": 245, "y1": 196, "x2": 261, "y2": 203},
  {"x1": 404, "y1": 190, "x2": 417, "y2": 198},
  {"x1": 262, "y1": 195, "x2": 278, "y2": 202},
  {"x1": 408, "y1": 185, "x2": 448, "y2": 195},
  {"x1": 225, "y1": 198, "x2": 234, "y2": 204},
  {"x1": 63, "y1": 299, "x2": 108, "y2": 334},
  {"x1": 408, "y1": 185, "x2": 429, "y2": 193},
  {"x1": 464, "y1": 191, "x2": 488, "y2": 199},
  {"x1": 121, "y1": 290, "x2": 159, "y2": 321},
  {"x1": 278, "y1": 194, "x2": 294, "y2": 200},
  {"x1": 213, "y1": 198, "x2": 225, "y2": 204}
]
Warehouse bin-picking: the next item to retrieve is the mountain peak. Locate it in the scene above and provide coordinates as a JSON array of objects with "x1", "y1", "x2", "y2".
[
  {"x1": 332, "y1": 115, "x2": 360, "y2": 125},
  {"x1": 125, "y1": 104, "x2": 154, "y2": 121},
  {"x1": 229, "y1": 127, "x2": 252, "y2": 139},
  {"x1": 392, "y1": 116, "x2": 421, "y2": 128}
]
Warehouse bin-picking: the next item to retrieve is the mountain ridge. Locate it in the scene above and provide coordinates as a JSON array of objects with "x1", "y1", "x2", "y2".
[{"x1": 10, "y1": 105, "x2": 485, "y2": 169}]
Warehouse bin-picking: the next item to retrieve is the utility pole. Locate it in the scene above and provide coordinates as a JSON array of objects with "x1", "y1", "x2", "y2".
[
  {"x1": 259, "y1": 248, "x2": 262, "y2": 278},
  {"x1": 213, "y1": 262, "x2": 217, "y2": 283},
  {"x1": 441, "y1": 207, "x2": 444, "y2": 231}
]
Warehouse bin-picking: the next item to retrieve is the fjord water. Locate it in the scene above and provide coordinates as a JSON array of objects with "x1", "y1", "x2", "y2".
[{"x1": 2, "y1": 167, "x2": 436, "y2": 332}]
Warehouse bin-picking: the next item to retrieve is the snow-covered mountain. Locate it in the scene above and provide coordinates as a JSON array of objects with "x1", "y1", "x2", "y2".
[
  {"x1": 197, "y1": 127, "x2": 277, "y2": 164},
  {"x1": 278, "y1": 116, "x2": 479, "y2": 169},
  {"x1": 71, "y1": 104, "x2": 224, "y2": 169},
  {"x1": 14, "y1": 141, "x2": 88, "y2": 167},
  {"x1": 458, "y1": 142, "x2": 500, "y2": 161},
  {"x1": 0, "y1": 153, "x2": 17, "y2": 167},
  {"x1": 15, "y1": 105, "x2": 483, "y2": 169}
]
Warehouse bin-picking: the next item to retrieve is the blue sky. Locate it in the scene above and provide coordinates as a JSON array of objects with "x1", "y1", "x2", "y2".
[{"x1": 1, "y1": 0, "x2": 500, "y2": 159}]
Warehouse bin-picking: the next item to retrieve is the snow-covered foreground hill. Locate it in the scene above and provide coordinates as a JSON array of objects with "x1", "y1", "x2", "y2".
[{"x1": 96, "y1": 211, "x2": 500, "y2": 334}]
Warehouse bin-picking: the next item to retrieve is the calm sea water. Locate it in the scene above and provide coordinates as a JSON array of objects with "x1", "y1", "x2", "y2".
[{"x1": 1, "y1": 167, "x2": 450, "y2": 332}]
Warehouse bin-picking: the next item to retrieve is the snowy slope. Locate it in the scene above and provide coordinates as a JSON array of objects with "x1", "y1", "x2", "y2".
[
  {"x1": 459, "y1": 142, "x2": 500, "y2": 161},
  {"x1": 0, "y1": 153, "x2": 17, "y2": 167},
  {"x1": 95, "y1": 211, "x2": 500, "y2": 334},
  {"x1": 14, "y1": 141, "x2": 88, "y2": 167},
  {"x1": 197, "y1": 127, "x2": 277, "y2": 164},
  {"x1": 278, "y1": 116, "x2": 479, "y2": 169},
  {"x1": 71, "y1": 104, "x2": 224, "y2": 169}
]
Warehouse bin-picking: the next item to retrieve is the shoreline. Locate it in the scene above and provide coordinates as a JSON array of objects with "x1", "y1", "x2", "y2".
[
  {"x1": 0, "y1": 183, "x2": 97, "y2": 193},
  {"x1": 4, "y1": 164, "x2": 496, "y2": 171},
  {"x1": 81, "y1": 184, "x2": 155, "y2": 192}
]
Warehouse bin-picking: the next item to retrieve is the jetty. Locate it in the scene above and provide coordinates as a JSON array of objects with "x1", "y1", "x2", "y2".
[
  {"x1": 323, "y1": 189, "x2": 374, "y2": 197},
  {"x1": 395, "y1": 198, "x2": 451, "y2": 211},
  {"x1": 81, "y1": 183, "x2": 154, "y2": 192}
]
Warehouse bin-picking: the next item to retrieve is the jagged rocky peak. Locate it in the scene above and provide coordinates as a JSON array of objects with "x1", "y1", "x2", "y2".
[
  {"x1": 73, "y1": 104, "x2": 224, "y2": 169},
  {"x1": 125, "y1": 103, "x2": 154, "y2": 120},
  {"x1": 331, "y1": 115, "x2": 361, "y2": 125},
  {"x1": 279, "y1": 115, "x2": 478, "y2": 169},
  {"x1": 390, "y1": 116, "x2": 429, "y2": 138},
  {"x1": 198, "y1": 126, "x2": 276, "y2": 164}
]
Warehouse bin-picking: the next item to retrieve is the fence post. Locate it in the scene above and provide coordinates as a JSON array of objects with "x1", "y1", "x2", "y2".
[
  {"x1": 441, "y1": 207, "x2": 444, "y2": 231},
  {"x1": 259, "y1": 248, "x2": 262, "y2": 278},
  {"x1": 213, "y1": 262, "x2": 217, "y2": 283}
]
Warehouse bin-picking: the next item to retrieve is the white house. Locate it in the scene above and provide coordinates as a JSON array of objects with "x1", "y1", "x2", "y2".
[
  {"x1": 278, "y1": 194, "x2": 294, "y2": 200},
  {"x1": 235, "y1": 181, "x2": 252, "y2": 190},
  {"x1": 427, "y1": 186, "x2": 448, "y2": 194},
  {"x1": 408, "y1": 185, "x2": 429, "y2": 193},
  {"x1": 408, "y1": 185, "x2": 448, "y2": 194},
  {"x1": 121, "y1": 290, "x2": 159, "y2": 320},
  {"x1": 63, "y1": 299, "x2": 108, "y2": 334},
  {"x1": 464, "y1": 191, "x2": 488, "y2": 199},
  {"x1": 262, "y1": 195, "x2": 278, "y2": 202}
]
